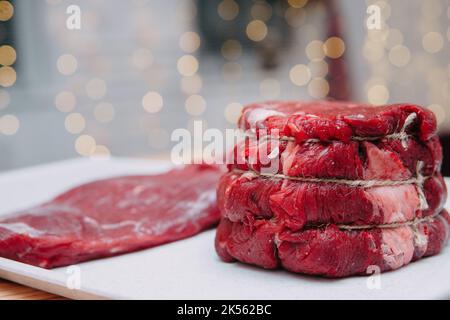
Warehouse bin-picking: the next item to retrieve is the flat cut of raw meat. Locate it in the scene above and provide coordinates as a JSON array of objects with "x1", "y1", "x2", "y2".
[
  {"x1": 239, "y1": 101, "x2": 437, "y2": 143},
  {"x1": 231, "y1": 135, "x2": 442, "y2": 180},
  {"x1": 218, "y1": 171, "x2": 447, "y2": 229},
  {"x1": 0, "y1": 164, "x2": 223, "y2": 269},
  {"x1": 215, "y1": 210, "x2": 450, "y2": 277}
]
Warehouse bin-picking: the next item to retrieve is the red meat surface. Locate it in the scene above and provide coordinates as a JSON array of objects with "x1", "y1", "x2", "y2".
[
  {"x1": 239, "y1": 101, "x2": 436, "y2": 143},
  {"x1": 230, "y1": 136, "x2": 442, "y2": 179},
  {"x1": 0, "y1": 165, "x2": 223, "y2": 269},
  {"x1": 215, "y1": 210, "x2": 449, "y2": 277},
  {"x1": 216, "y1": 100, "x2": 447, "y2": 277},
  {"x1": 217, "y1": 171, "x2": 447, "y2": 229}
]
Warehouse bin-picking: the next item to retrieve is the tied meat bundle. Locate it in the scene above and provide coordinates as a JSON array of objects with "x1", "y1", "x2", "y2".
[{"x1": 215, "y1": 101, "x2": 449, "y2": 277}]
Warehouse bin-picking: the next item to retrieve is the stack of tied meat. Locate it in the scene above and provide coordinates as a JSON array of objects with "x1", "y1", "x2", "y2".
[{"x1": 215, "y1": 101, "x2": 449, "y2": 277}]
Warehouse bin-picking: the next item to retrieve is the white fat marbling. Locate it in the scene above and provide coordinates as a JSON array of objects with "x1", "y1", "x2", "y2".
[
  {"x1": 366, "y1": 185, "x2": 419, "y2": 223},
  {"x1": 246, "y1": 108, "x2": 284, "y2": 127},
  {"x1": 381, "y1": 226, "x2": 415, "y2": 270}
]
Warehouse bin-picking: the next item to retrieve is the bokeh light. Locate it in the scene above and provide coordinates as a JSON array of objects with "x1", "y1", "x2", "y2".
[
  {"x1": 308, "y1": 60, "x2": 328, "y2": 78},
  {"x1": 246, "y1": 20, "x2": 268, "y2": 42},
  {"x1": 0, "y1": 114, "x2": 19, "y2": 135},
  {"x1": 0, "y1": 66, "x2": 16, "y2": 87},
  {"x1": 179, "y1": 31, "x2": 201, "y2": 53},
  {"x1": 367, "y1": 28, "x2": 389, "y2": 43},
  {"x1": 323, "y1": 37, "x2": 346, "y2": 59},
  {"x1": 251, "y1": 1, "x2": 272, "y2": 21},
  {"x1": 142, "y1": 91, "x2": 163, "y2": 113},
  {"x1": 422, "y1": 32, "x2": 444, "y2": 53},
  {"x1": 55, "y1": 91, "x2": 76, "y2": 112},
  {"x1": 388, "y1": 45, "x2": 411, "y2": 67},
  {"x1": 185, "y1": 94, "x2": 206, "y2": 116},
  {"x1": 177, "y1": 55, "x2": 199, "y2": 76},
  {"x1": 221, "y1": 39, "x2": 242, "y2": 61},
  {"x1": 385, "y1": 29, "x2": 404, "y2": 49},
  {"x1": 307, "y1": 78, "x2": 329, "y2": 98},
  {"x1": 364, "y1": 77, "x2": 388, "y2": 93},
  {"x1": 305, "y1": 40, "x2": 325, "y2": 60},
  {"x1": 65, "y1": 113, "x2": 86, "y2": 134},
  {"x1": 91, "y1": 145, "x2": 111, "y2": 158},
  {"x1": 0, "y1": 45, "x2": 16, "y2": 66},
  {"x1": 224, "y1": 102, "x2": 243, "y2": 124},
  {"x1": 75, "y1": 135, "x2": 96, "y2": 156},
  {"x1": 57, "y1": 54, "x2": 78, "y2": 76},
  {"x1": 289, "y1": 64, "x2": 311, "y2": 86},
  {"x1": 0, "y1": 1, "x2": 14, "y2": 21},
  {"x1": 288, "y1": 0, "x2": 308, "y2": 9},
  {"x1": 217, "y1": 0, "x2": 239, "y2": 21},
  {"x1": 368, "y1": 84, "x2": 390, "y2": 105}
]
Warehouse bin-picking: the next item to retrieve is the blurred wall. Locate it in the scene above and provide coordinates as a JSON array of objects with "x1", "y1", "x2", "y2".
[{"x1": 0, "y1": 0, "x2": 449, "y2": 171}]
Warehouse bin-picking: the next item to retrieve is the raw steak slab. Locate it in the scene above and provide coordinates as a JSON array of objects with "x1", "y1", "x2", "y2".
[
  {"x1": 215, "y1": 210, "x2": 450, "y2": 278},
  {"x1": 0, "y1": 164, "x2": 223, "y2": 269},
  {"x1": 239, "y1": 101, "x2": 436, "y2": 142},
  {"x1": 231, "y1": 135, "x2": 442, "y2": 180},
  {"x1": 217, "y1": 171, "x2": 447, "y2": 228}
]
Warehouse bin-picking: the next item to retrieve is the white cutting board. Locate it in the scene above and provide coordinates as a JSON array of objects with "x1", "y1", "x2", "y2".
[{"x1": 0, "y1": 157, "x2": 448, "y2": 300}]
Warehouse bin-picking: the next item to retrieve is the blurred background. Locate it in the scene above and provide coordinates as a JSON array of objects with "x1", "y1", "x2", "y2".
[{"x1": 0, "y1": 0, "x2": 449, "y2": 173}]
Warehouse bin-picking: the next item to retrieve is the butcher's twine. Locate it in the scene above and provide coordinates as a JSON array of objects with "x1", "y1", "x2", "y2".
[
  {"x1": 235, "y1": 164, "x2": 438, "y2": 230},
  {"x1": 414, "y1": 161, "x2": 429, "y2": 211},
  {"x1": 232, "y1": 160, "x2": 431, "y2": 220},
  {"x1": 232, "y1": 161, "x2": 429, "y2": 190},
  {"x1": 333, "y1": 211, "x2": 441, "y2": 230}
]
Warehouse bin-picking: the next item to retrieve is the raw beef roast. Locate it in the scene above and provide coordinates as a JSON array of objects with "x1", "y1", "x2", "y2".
[
  {"x1": 216, "y1": 101, "x2": 449, "y2": 277},
  {"x1": 217, "y1": 171, "x2": 447, "y2": 229},
  {"x1": 230, "y1": 136, "x2": 443, "y2": 179},
  {"x1": 0, "y1": 164, "x2": 222, "y2": 268},
  {"x1": 215, "y1": 210, "x2": 450, "y2": 277},
  {"x1": 239, "y1": 101, "x2": 436, "y2": 142}
]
